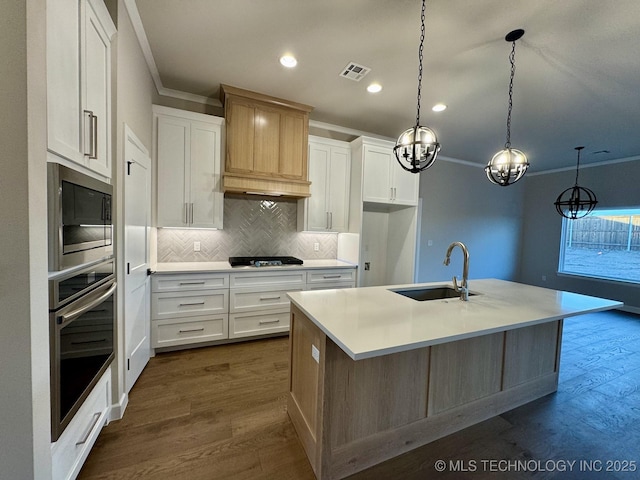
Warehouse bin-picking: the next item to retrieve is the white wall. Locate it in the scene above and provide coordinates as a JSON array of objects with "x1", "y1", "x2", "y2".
[
  {"x1": 0, "y1": 0, "x2": 51, "y2": 478},
  {"x1": 415, "y1": 159, "x2": 525, "y2": 283},
  {"x1": 518, "y1": 160, "x2": 640, "y2": 309}
]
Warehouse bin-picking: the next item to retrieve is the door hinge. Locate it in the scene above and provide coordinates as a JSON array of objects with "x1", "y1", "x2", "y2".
[
  {"x1": 127, "y1": 358, "x2": 130, "y2": 371},
  {"x1": 127, "y1": 161, "x2": 133, "y2": 175},
  {"x1": 127, "y1": 262, "x2": 130, "y2": 274},
  {"x1": 147, "y1": 268, "x2": 152, "y2": 276}
]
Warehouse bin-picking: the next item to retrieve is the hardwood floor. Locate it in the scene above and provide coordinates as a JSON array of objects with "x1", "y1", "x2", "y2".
[{"x1": 79, "y1": 310, "x2": 640, "y2": 479}]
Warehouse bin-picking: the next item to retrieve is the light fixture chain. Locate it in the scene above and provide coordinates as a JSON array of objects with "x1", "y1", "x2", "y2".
[
  {"x1": 574, "y1": 147, "x2": 582, "y2": 185},
  {"x1": 415, "y1": 0, "x2": 426, "y2": 127},
  {"x1": 505, "y1": 40, "x2": 517, "y2": 149}
]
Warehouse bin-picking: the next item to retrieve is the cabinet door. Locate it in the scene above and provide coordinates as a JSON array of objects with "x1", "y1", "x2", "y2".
[
  {"x1": 225, "y1": 100, "x2": 254, "y2": 173},
  {"x1": 189, "y1": 121, "x2": 222, "y2": 228},
  {"x1": 327, "y1": 146, "x2": 350, "y2": 232},
  {"x1": 391, "y1": 159, "x2": 419, "y2": 206},
  {"x1": 279, "y1": 112, "x2": 307, "y2": 179},
  {"x1": 156, "y1": 116, "x2": 190, "y2": 227},
  {"x1": 254, "y1": 106, "x2": 281, "y2": 175},
  {"x1": 84, "y1": 0, "x2": 111, "y2": 177},
  {"x1": 306, "y1": 143, "x2": 330, "y2": 231},
  {"x1": 362, "y1": 145, "x2": 392, "y2": 203},
  {"x1": 47, "y1": 0, "x2": 83, "y2": 164}
]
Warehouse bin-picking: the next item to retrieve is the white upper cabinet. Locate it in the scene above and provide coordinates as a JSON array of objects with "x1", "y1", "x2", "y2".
[
  {"x1": 359, "y1": 138, "x2": 419, "y2": 206},
  {"x1": 303, "y1": 137, "x2": 351, "y2": 232},
  {"x1": 47, "y1": 0, "x2": 115, "y2": 179},
  {"x1": 154, "y1": 106, "x2": 225, "y2": 229}
]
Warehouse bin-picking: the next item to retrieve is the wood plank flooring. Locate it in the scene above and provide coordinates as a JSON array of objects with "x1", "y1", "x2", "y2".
[{"x1": 79, "y1": 310, "x2": 640, "y2": 479}]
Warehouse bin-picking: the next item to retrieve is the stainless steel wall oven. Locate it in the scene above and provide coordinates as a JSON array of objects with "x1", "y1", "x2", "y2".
[
  {"x1": 48, "y1": 163, "x2": 113, "y2": 271},
  {"x1": 49, "y1": 259, "x2": 116, "y2": 441}
]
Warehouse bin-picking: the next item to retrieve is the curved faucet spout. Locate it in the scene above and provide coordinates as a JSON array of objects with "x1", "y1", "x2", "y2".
[{"x1": 443, "y1": 242, "x2": 470, "y2": 300}]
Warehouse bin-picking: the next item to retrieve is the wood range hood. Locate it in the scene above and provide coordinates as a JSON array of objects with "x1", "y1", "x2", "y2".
[{"x1": 220, "y1": 84, "x2": 314, "y2": 199}]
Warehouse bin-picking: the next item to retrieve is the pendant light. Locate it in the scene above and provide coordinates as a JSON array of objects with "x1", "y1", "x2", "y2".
[
  {"x1": 393, "y1": 0, "x2": 441, "y2": 174},
  {"x1": 485, "y1": 29, "x2": 529, "y2": 186},
  {"x1": 554, "y1": 146, "x2": 598, "y2": 219}
]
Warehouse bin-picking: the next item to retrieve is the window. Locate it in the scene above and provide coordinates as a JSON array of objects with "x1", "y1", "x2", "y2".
[{"x1": 559, "y1": 208, "x2": 640, "y2": 284}]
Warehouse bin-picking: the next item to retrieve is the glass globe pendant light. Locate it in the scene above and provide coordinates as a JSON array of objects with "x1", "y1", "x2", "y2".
[
  {"x1": 485, "y1": 29, "x2": 529, "y2": 186},
  {"x1": 393, "y1": 0, "x2": 441, "y2": 174},
  {"x1": 554, "y1": 146, "x2": 598, "y2": 219}
]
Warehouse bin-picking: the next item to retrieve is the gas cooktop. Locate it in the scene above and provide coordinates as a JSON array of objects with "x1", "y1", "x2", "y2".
[{"x1": 228, "y1": 256, "x2": 304, "y2": 267}]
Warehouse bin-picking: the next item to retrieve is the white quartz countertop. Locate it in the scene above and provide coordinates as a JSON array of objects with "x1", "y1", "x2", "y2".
[
  {"x1": 153, "y1": 259, "x2": 356, "y2": 274},
  {"x1": 287, "y1": 279, "x2": 623, "y2": 360}
]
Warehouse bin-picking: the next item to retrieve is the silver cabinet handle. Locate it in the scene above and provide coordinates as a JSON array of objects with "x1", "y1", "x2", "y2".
[
  {"x1": 75, "y1": 412, "x2": 101, "y2": 446},
  {"x1": 91, "y1": 114, "x2": 98, "y2": 159},
  {"x1": 259, "y1": 319, "x2": 281, "y2": 325},
  {"x1": 178, "y1": 301, "x2": 205, "y2": 306},
  {"x1": 323, "y1": 274, "x2": 341, "y2": 279},
  {"x1": 83, "y1": 110, "x2": 94, "y2": 157},
  {"x1": 190, "y1": 203, "x2": 194, "y2": 224},
  {"x1": 179, "y1": 281, "x2": 206, "y2": 286},
  {"x1": 329, "y1": 211, "x2": 333, "y2": 230},
  {"x1": 259, "y1": 295, "x2": 282, "y2": 301},
  {"x1": 178, "y1": 327, "x2": 205, "y2": 333},
  {"x1": 184, "y1": 203, "x2": 189, "y2": 224}
]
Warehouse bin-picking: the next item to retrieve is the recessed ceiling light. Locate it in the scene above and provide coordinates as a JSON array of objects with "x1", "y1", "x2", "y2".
[
  {"x1": 432, "y1": 103, "x2": 447, "y2": 112},
  {"x1": 367, "y1": 83, "x2": 382, "y2": 93},
  {"x1": 279, "y1": 55, "x2": 297, "y2": 68}
]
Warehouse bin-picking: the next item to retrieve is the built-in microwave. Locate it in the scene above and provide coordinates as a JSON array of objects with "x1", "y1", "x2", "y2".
[{"x1": 48, "y1": 163, "x2": 113, "y2": 271}]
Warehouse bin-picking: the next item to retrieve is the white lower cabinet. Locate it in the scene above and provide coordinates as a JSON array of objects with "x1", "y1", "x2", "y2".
[
  {"x1": 229, "y1": 271, "x2": 305, "y2": 338},
  {"x1": 151, "y1": 273, "x2": 230, "y2": 348},
  {"x1": 51, "y1": 367, "x2": 111, "y2": 480},
  {"x1": 151, "y1": 266, "x2": 356, "y2": 349},
  {"x1": 153, "y1": 315, "x2": 228, "y2": 348},
  {"x1": 229, "y1": 310, "x2": 291, "y2": 338}
]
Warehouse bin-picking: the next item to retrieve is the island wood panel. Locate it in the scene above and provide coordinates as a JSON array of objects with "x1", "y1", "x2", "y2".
[
  {"x1": 503, "y1": 320, "x2": 561, "y2": 389},
  {"x1": 288, "y1": 304, "x2": 326, "y2": 472},
  {"x1": 324, "y1": 340, "x2": 429, "y2": 448},
  {"x1": 427, "y1": 332, "x2": 504, "y2": 415}
]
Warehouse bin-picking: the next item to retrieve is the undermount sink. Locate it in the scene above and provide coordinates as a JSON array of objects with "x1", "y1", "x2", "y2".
[{"x1": 390, "y1": 286, "x2": 477, "y2": 301}]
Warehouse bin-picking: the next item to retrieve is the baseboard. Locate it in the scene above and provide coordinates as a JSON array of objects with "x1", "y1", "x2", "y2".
[{"x1": 109, "y1": 392, "x2": 129, "y2": 423}]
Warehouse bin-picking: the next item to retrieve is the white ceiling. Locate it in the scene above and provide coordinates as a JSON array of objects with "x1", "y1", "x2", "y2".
[{"x1": 134, "y1": 0, "x2": 640, "y2": 172}]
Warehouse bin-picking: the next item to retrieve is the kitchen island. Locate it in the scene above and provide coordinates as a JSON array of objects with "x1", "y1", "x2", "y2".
[{"x1": 286, "y1": 279, "x2": 622, "y2": 479}]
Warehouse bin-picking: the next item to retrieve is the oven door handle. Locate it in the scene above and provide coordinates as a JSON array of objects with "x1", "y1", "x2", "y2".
[{"x1": 59, "y1": 282, "x2": 117, "y2": 327}]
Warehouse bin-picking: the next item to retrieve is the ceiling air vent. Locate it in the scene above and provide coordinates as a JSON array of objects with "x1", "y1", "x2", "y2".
[{"x1": 340, "y1": 62, "x2": 371, "y2": 82}]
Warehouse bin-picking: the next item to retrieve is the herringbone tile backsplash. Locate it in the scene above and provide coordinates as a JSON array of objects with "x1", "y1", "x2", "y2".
[{"x1": 157, "y1": 195, "x2": 338, "y2": 262}]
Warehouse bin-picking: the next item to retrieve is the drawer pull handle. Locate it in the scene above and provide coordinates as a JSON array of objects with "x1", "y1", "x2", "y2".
[
  {"x1": 179, "y1": 281, "x2": 206, "y2": 285},
  {"x1": 178, "y1": 327, "x2": 205, "y2": 333},
  {"x1": 322, "y1": 275, "x2": 342, "y2": 279},
  {"x1": 75, "y1": 412, "x2": 101, "y2": 446},
  {"x1": 259, "y1": 319, "x2": 281, "y2": 325},
  {"x1": 259, "y1": 295, "x2": 282, "y2": 301},
  {"x1": 179, "y1": 302, "x2": 206, "y2": 306},
  {"x1": 71, "y1": 338, "x2": 108, "y2": 345}
]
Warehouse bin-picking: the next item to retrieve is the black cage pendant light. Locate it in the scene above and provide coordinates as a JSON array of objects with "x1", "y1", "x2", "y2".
[
  {"x1": 485, "y1": 29, "x2": 529, "y2": 186},
  {"x1": 393, "y1": 0, "x2": 441, "y2": 174},
  {"x1": 554, "y1": 146, "x2": 598, "y2": 219}
]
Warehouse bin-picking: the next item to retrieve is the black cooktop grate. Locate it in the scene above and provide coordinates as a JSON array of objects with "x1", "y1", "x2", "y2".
[{"x1": 228, "y1": 256, "x2": 304, "y2": 267}]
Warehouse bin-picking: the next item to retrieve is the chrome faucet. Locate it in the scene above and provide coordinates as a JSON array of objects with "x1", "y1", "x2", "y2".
[{"x1": 443, "y1": 242, "x2": 470, "y2": 301}]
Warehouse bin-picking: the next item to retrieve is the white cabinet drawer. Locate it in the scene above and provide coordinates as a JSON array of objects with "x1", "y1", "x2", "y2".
[
  {"x1": 152, "y1": 273, "x2": 229, "y2": 292},
  {"x1": 52, "y1": 367, "x2": 110, "y2": 480},
  {"x1": 151, "y1": 290, "x2": 228, "y2": 320},
  {"x1": 230, "y1": 270, "x2": 305, "y2": 288},
  {"x1": 229, "y1": 310, "x2": 290, "y2": 338},
  {"x1": 152, "y1": 315, "x2": 228, "y2": 348},
  {"x1": 306, "y1": 268, "x2": 356, "y2": 284},
  {"x1": 229, "y1": 286, "x2": 303, "y2": 313}
]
